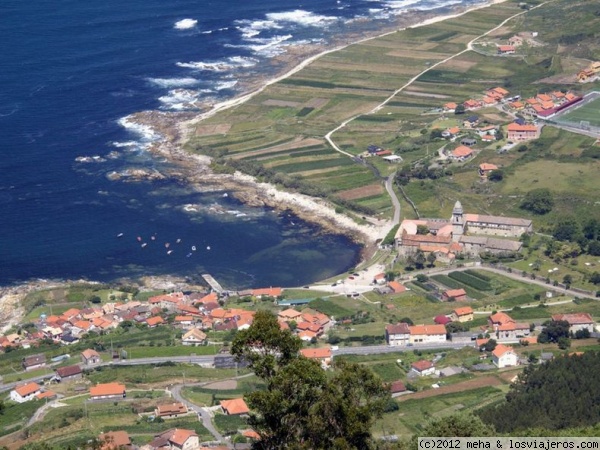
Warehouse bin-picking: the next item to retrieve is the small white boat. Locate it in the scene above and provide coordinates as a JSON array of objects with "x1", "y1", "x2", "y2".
[
  {"x1": 191, "y1": 246, "x2": 196, "y2": 251},
  {"x1": 151, "y1": 235, "x2": 156, "y2": 241},
  {"x1": 165, "y1": 242, "x2": 170, "y2": 248},
  {"x1": 141, "y1": 243, "x2": 147, "y2": 248},
  {"x1": 167, "y1": 250, "x2": 173, "y2": 255},
  {"x1": 117, "y1": 233, "x2": 124, "y2": 238},
  {"x1": 206, "y1": 246, "x2": 211, "y2": 251},
  {"x1": 176, "y1": 238, "x2": 182, "y2": 244},
  {"x1": 137, "y1": 236, "x2": 142, "y2": 242},
  {"x1": 186, "y1": 252, "x2": 192, "y2": 258}
]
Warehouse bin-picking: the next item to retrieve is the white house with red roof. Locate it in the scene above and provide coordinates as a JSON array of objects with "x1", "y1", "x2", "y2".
[
  {"x1": 492, "y1": 344, "x2": 518, "y2": 368},
  {"x1": 11, "y1": 382, "x2": 41, "y2": 403},
  {"x1": 408, "y1": 324, "x2": 447, "y2": 344},
  {"x1": 411, "y1": 360, "x2": 436, "y2": 376}
]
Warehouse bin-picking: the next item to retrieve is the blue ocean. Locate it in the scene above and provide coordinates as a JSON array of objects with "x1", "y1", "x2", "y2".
[{"x1": 0, "y1": 0, "x2": 486, "y2": 289}]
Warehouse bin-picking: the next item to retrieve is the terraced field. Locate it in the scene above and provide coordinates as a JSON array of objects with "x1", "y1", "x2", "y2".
[{"x1": 185, "y1": 2, "x2": 523, "y2": 215}]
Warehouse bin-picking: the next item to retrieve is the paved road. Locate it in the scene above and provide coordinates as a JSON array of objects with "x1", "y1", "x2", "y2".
[
  {"x1": 333, "y1": 341, "x2": 475, "y2": 356},
  {"x1": 385, "y1": 174, "x2": 401, "y2": 226},
  {"x1": 170, "y1": 383, "x2": 229, "y2": 447}
]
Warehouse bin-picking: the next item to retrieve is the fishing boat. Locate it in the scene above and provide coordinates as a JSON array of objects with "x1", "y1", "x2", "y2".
[
  {"x1": 137, "y1": 236, "x2": 142, "y2": 242},
  {"x1": 165, "y1": 243, "x2": 170, "y2": 248}
]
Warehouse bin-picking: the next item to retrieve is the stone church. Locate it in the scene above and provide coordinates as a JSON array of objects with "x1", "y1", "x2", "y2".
[{"x1": 395, "y1": 201, "x2": 532, "y2": 260}]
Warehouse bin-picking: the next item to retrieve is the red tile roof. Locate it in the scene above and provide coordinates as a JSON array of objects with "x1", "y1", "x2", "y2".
[
  {"x1": 90, "y1": 382, "x2": 125, "y2": 397},
  {"x1": 300, "y1": 347, "x2": 332, "y2": 359},
  {"x1": 411, "y1": 360, "x2": 434, "y2": 372},
  {"x1": 409, "y1": 324, "x2": 446, "y2": 336},
  {"x1": 492, "y1": 344, "x2": 514, "y2": 358},
  {"x1": 15, "y1": 382, "x2": 41, "y2": 397},
  {"x1": 220, "y1": 398, "x2": 250, "y2": 415}
]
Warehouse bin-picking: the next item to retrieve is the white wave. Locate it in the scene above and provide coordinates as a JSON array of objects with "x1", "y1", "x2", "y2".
[
  {"x1": 176, "y1": 56, "x2": 258, "y2": 72},
  {"x1": 118, "y1": 116, "x2": 160, "y2": 142},
  {"x1": 413, "y1": 0, "x2": 463, "y2": 11},
  {"x1": 265, "y1": 9, "x2": 338, "y2": 27},
  {"x1": 382, "y1": 0, "x2": 423, "y2": 10},
  {"x1": 201, "y1": 30, "x2": 213, "y2": 34},
  {"x1": 236, "y1": 19, "x2": 282, "y2": 40},
  {"x1": 111, "y1": 141, "x2": 139, "y2": 148},
  {"x1": 174, "y1": 18, "x2": 198, "y2": 30},
  {"x1": 146, "y1": 77, "x2": 199, "y2": 88},
  {"x1": 214, "y1": 80, "x2": 238, "y2": 91},
  {"x1": 226, "y1": 34, "x2": 293, "y2": 57}
]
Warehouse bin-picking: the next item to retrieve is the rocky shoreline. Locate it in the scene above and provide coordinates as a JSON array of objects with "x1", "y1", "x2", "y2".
[{"x1": 120, "y1": 0, "x2": 508, "y2": 248}]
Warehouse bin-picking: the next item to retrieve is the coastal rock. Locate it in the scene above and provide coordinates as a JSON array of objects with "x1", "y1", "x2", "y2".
[{"x1": 106, "y1": 168, "x2": 167, "y2": 182}]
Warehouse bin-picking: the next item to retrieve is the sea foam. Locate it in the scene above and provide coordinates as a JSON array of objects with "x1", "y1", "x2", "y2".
[
  {"x1": 265, "y1": 9, "x2": 338, "y2": 27},
  {"x1": 226, "y1": 34, "x2": 293, "y2": 57},
  {"x1": 174, "y1": 18, "x2": 198, "y2": 30},
  {"x1": 147, "y1": 77, "x2": 199, "y2": 88},
  {"x1": 176, "y1": 56, "x2": 258, "y2": 72}
]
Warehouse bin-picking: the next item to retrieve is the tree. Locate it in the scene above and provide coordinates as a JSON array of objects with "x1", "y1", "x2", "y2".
[
  {"x1": 399, "y1": 317, "x2": 414, "y2": 326},
  {"x1": 416, "y1": 224, "x2": 429, "y2": 235},
  {"x1": 231, "y1": 311, "x2": 390, "y2": 449},
  {"x1": 537, "y1": 320, "x2": 570, "y2": 344},
  {"x1": 574, "y1": 329, "x2": 590, "y2": 339},
  {"x1": 414, "y1": 250, "x2": 426, "y2": 270},
  {"x1": 454, "y1": 104, "x2": 466, "y2": 115},
  {"x1": 483, "y1": 339, "x2": 497, "y2": 352},
  {"x1": 557, "y1": 336, "x2": 571, "y2": 350},
  {"x1": 426, "y1": 252, "x2": 437, "y2": 268},
  {"x1": 520, "y1": 188, "x2": 554, "y2": 215},
  {"x1": 488, "y1": 169, "x2": 504, "y2": 182},
  {"x1": 231, "y1": 310, "x2": 302, "y2": 380},
  {"x1": 588, "y1": 241, "x2": 600, "y2": 256},
  {"x1": 562, "y1": 274, "x2": 573, "y2": 288},
  {"x1": 553, "y1": 217, "x2": 581, "y2": 242},
  {"x1": 446, "y1": 322, "x2": 469, "y2": 333}
]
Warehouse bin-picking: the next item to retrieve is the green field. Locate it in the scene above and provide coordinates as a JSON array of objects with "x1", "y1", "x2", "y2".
[{"x1": 556, "y1": 95, "x2": 600, "y2": 128}]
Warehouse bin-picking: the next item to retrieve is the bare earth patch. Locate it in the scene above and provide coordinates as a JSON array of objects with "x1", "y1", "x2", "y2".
[
  {"x1": 439, "y1": 58, "x2": 479, "y2": 72},
  {"x1": 337, "y1": 184, "x2": 385, "y2": 201},
  {"x1": 397, "y1": 375, "x2": 503, "y2": 401},
  {"x1": 204, "y1": 379, "x2": 238, "y2": 390},
  {"x1": 304, "y1": 97, "x2": 329, "y2": 109},
  {"x1": 194, "y1": 123, "x2": 232, "y2": 136}
]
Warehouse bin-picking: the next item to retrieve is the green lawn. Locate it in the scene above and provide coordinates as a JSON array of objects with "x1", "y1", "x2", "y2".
[{"x1": 557, "y1": 96, "x2": 600, "y2": 128}]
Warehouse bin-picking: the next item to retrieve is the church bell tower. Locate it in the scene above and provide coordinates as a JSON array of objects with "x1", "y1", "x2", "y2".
[{"x1": 451, "y1": 200, "x2": 464, "y2": 242}]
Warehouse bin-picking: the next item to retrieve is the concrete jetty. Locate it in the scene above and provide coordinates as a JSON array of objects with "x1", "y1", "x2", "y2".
[{"x1": 202, "y1": 274, "x2": 224, "y2": 294}]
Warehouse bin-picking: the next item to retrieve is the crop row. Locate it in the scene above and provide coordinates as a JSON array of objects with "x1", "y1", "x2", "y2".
[{"x1": 449, "y1": 271, "x2": 492, "y2": 291}]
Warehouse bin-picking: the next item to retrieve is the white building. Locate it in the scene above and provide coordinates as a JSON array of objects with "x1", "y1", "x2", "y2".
[
  {"x1": 409, "y1": 324, "x2": 447, "y2": 344},
  {"x1": 492, "y1": 344, "x2": 518, "y2": 368},
  {"x1": 10, "y1": 382, "x2": 41, "y2": 403},
  {"x1": 385, "y1": 323, "x2": 410, "y2": 346}
]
